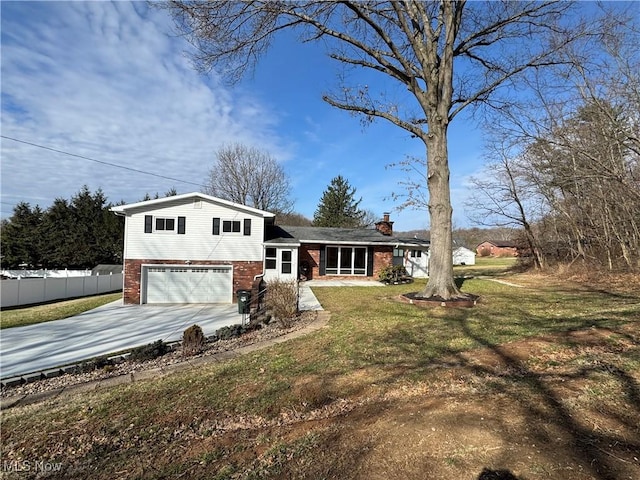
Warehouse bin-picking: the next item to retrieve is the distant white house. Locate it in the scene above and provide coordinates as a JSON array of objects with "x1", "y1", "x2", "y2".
[{"x1": 453, "y1": 246, "x2": 476, "y2": 266}]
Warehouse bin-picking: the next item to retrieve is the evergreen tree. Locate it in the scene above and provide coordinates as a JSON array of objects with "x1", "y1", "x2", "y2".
[
  {"x1": 2, "y1": 187, "x2": 124, "y2": 270},
  {"x1": 40, "y1": 198, "x2": 75, "y2": 268},
  {"x1": 313, "y1": 176, "x2": 366, "y2": 228},
  {"x1": 0, "y1": 202, "x2": 43, "y2": 268}
]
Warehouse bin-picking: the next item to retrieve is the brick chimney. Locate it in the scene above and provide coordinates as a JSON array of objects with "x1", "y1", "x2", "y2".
[{"x1": 375, "y1": 212, "x2": 394, "y2": 236}]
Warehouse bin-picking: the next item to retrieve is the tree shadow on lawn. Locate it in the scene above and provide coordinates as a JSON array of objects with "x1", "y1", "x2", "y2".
[
  {"x1": 477, "y1": 468, "x2": 522, "y2": 480},
  {"x1": 375, "y1": 302, "x2": 640, "y2": 480}
]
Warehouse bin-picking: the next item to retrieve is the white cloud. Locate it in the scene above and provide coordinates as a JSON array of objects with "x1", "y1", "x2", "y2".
[{"x1": 1, "y1": 1, "x2": 288, "y2": 211}]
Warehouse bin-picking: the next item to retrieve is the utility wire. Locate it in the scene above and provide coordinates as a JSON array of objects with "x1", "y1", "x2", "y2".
[{"x1": 1, "y1": 135, "x2": 207, "y2": 189}]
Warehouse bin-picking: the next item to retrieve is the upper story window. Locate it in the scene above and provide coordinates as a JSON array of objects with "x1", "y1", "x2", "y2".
[
  {"x1": 156, "y1": 217, "x2": 175, "y2": 232},
  {"x1": 410, "y1": 249, "x2": 422, "y2": 258},
  {"x1": 213, "y1": 218, "x2": 252, "y2": 236},
  {"x1": 223, "y1": 220, "x2": 241, "y2": 233},
  {"x1": 145, "y1": 215, "x2": 185, "y2": 234}
]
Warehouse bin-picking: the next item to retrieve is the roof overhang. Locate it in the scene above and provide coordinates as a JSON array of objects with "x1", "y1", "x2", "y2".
[{"x1": 110, "y1": 192, "x2": 276, "y2": 218}]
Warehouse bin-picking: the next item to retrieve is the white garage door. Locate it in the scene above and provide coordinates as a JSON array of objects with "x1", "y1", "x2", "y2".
[{"x1": 145, "y1": 266, "x2": 232, "y2": 304}]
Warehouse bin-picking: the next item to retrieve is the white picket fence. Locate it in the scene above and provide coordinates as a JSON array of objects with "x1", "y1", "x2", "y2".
[{"x1": 1, "y1": 274, "x2": 123, "y2": 308}]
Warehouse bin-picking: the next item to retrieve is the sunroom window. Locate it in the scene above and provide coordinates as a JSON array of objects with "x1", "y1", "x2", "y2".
[{"x1": 325, "y1": 246, "x2": 367, "y2": 275}]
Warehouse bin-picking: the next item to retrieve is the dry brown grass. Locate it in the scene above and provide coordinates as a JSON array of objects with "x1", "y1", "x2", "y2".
[{"x1": 1, "y1": 273, "x2": 638, "y2": 480}]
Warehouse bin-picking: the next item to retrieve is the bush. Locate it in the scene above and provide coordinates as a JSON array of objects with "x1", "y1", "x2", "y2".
[
  {"x1": 378, "y1": 265, "x2": 411, "y2": 284},
  {"x1": 129, "y1": 340, "x2": 170, "y2": 362},
  {"x1": 265, "y1": 279, "x2": 299, "y2": 328},
  {"x1": 182, "y1": 324, "x2": 206, "y2": 356},
  {"x1": 215, "y1": 324, "x2": 245, "y2": 340}
]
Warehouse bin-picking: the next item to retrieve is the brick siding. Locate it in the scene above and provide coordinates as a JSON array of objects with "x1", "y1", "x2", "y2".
[{"x1": 123, "y1": 258, "x2": 263, "y2": 304}]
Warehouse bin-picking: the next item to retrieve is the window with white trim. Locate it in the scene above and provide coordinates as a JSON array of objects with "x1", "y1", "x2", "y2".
[
  {"x1": 145, "y1": 215, "x2": 185, "y2": 234},
  {"x1": 223, "y1": 220, "x2": 241, "y2": 233},
  {"x1": 155, "y1": 217, "x2": 175, "y2": 232},
  {"x1": 265, "y1": 247, "x2": 277, "y2": 270},
  {"x1": 410, "y1": 249, "x2": 422, "y2": 258},
  {"x1": 281, "y1": 250, "x2": 292, "y2": 274},
  {"x1": 325, "y1": 246, "x2": 367, "y2": 275}
]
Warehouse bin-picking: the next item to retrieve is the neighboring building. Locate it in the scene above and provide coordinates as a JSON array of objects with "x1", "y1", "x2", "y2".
[
  {"x1": 453, "y1": 246, "x2": 476, "y2": 265},
  {"x1": 476, "y1": 240, "x2": 518, "y2": 257},
  {"x1": 112, "y1": 194, "x2": 430, "y2": 305}
]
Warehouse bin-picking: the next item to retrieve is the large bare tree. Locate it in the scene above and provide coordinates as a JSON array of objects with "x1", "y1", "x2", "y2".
[
  {"x1": 465, "y1": 140, "x2": 548, "y2": 270},
  {"x1": 479, "y1": 3, "x2": 640, "y2": 271},
  {"x1": 205, "y1": 143, "x2": 294, "y2": 214},
  {"x1": 164, "y1": 0, "x2": 586, "y2": 299}
]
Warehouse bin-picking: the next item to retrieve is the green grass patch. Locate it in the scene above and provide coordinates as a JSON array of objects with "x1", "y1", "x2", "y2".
[
  {"x1": 454, "y1": 256, "x2": 518, "y2": 276},
  {"x1": 0, "y1": 292, "x2": 122, "y2": 329},
  {"x1": 1, "y1": 274, "x2": 638, "y2": 479}
]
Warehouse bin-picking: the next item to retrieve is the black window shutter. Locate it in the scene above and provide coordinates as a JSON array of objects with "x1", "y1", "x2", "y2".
[
  {"x1": 319, "y1": 248, "x2": 326, "y2": 276},
  {"x1": 177, "y1": 216, "x2": 186, "y2": 234},
  {"x1": 212, "y1": 218, "x2": 220, "y2": 235},
  {"x1": 144, "y1": 215, "x2": 153, "y2": 233},
  {"x1": 243, "y1": 219, "x2": 251, "y2": 236},
  {"x1": 367, "y1": 247, "x2": 374, "y2": 276}
]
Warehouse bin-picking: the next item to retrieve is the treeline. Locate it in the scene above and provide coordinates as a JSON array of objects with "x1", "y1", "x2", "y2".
[
  {"x1": 1, "y1": 187, "x2": 124, "y2": 269},
  {"x1": 467, "y1": 14, "x2": 639, "y2": 272}
]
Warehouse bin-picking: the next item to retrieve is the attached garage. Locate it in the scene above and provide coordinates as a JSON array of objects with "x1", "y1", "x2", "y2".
[{"x1": 143, "y1": 265, "x2": 233, "y2": 304}]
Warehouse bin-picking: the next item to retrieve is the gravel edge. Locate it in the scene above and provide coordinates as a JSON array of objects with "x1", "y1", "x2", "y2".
[{"x1": 1, "y1": 311, "x2": 329, "y2": 410}]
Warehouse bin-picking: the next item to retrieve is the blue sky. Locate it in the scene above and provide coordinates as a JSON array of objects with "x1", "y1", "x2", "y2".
[{"x1": 1, "y1": 1, "x2": 485, "y2": 232}]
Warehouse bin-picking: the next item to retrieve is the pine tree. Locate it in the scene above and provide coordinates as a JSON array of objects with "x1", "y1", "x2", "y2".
[
  {"x1": 0, "y1": 202, "x2": 43, "y2": 268},
  {"x1": 313, "y1": 176, "x2": 366, "y2": 228}
]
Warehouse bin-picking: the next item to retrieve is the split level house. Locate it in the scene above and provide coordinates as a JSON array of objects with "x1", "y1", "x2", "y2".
[{"x1": 111, "y1": 192, "x2": 430, "y2": 305}]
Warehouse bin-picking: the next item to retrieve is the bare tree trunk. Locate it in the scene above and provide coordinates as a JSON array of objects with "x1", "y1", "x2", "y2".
[{"x1": 422, "y1": 123, "x2": 461, "y2": 299}]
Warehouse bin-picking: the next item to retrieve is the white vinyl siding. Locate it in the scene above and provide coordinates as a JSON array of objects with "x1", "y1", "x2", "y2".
[
  {"x1": 404, "y1": 248, "x2": 430, "y2": 278},
  {"x1": 124, "y1": 198, "x2": 265, "y2": 261},
  {"x1": 263, "y1": 247, "x2": 298, "y2": 282}
]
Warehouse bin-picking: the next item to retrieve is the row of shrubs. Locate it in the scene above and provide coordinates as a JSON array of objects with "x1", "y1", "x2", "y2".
[{"x1": 128, "y1": 279, "x2": 300, "y2": 363}]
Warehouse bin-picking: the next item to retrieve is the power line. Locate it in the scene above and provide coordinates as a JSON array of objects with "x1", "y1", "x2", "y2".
[{"x1": 1, "y1": 135, "x2": 207, "y2": 189}]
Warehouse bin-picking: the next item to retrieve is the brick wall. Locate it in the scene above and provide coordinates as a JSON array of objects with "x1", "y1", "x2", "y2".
[
  {"x1": 373, "y1": 247, "x2": 393, "y2": 278},
  {"x1": 123, "y1": 259, "x2": 263, "y2": 304},
  {"x1": 299, "y1": 244, "x2": 321, "y2": 280}
]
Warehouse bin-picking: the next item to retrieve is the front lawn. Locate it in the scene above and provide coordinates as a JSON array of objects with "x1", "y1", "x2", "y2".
[
  {"x1": 453, "y1": 255, "x2": 518, "y2": 276},
  {"x1": 0, "y1": 292, "x2": 122, "y2": 329},
  {"x1": 1, "y1": 274, "x2": 638, "y2": 480}
]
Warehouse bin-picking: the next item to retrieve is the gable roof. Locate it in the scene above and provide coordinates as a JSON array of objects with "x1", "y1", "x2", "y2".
[
  {"x1": 266, "y1": 225, "x2": 430, "y2": 247},
  {"x1": 110, "y1": 192, "x2": 275, "y2": 218}
]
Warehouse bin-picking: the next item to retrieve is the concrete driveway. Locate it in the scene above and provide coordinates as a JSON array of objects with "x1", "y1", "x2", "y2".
[{"x1": 0, "y1": 300, "x2": 245, "y2": 379}]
